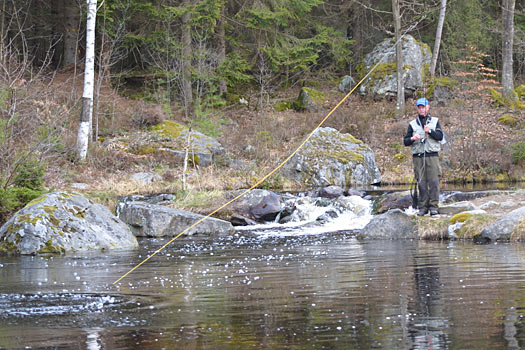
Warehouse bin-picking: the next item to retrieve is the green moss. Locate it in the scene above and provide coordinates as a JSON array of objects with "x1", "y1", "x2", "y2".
[
  {"x1": 130, "y1": 144, "x2": 159, "y2": 155},
  {"x1": 341, "y1": 134, "x2": 363, "y2": 144},
  {"x1": 516, "y1": 85, "x2": 525, "y2": 99},
  {"x1": 25, "y1": 194, "x2": 49, "y2": 208},
  {"x1": 326, "y1": 150, "x2": 365, "y2": 164},
  {"x1": 0, "y1": 240, "x2": 20, "y2": 256},
  {"x1": 151, "y1": 120, "x2": 186, "y2": 139},
  {"x1": 394, "y1": 153, "x2": 406, "y2": 162},
  {"x1": 40, "y1": 205, "x2": 58, "y2": 215},
  {"x1": 450, "y1": 212, "x2": 473, "y2": 224},
  {"x1": 490, "y1": 88, "x2": 524, "y2": 109},
  {"x1": 37, "y1": 239, "x2": 65, "y2": 255},
  {"x1": 497, "y1": 114, "x2": 521, "y2": 128},
  {"x1": 273, "y1": 101, "x2": 291, "y2": 112},
  {"x1": 456, "y1": 214, "x2": 498, "y2": 239}
]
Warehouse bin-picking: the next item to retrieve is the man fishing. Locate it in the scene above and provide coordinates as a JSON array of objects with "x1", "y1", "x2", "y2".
[{"x1": 404, "y1": 98, "x2": 444, "y2": 216}]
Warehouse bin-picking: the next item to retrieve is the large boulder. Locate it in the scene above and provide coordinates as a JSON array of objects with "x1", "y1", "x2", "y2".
[
  {"x1": 118, "y1": 201, "x2": 233, "y2": 237},
  {"x1": 281, "y1": 127, "x2": 381, "y2": 187},
  {"x1": 358, "y1": 209, "x2": 417, "y2": 240},
  {"x1": 104, "y1": 120, "x2": 224, "y2": 167},
  {"x1": 229, "y1": 189, "x2": 282, "y2": 225},
  {"x1": 475, "y1": 206, "x2": 525, "y2": 243},
  {"x1": 359, "y1": 35, "x2": 431, "y2": 98},
  {"x1": 0, "y1": 192, "x2": 138, "y2": 255}
]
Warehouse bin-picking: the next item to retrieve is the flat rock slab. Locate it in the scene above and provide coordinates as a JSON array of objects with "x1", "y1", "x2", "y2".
[{"x1": 119, "y1": 201, "x2": 234, "y2": 237}]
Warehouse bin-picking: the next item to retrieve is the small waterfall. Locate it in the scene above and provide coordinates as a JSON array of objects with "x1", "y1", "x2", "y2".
[{"x1": 236, "y1": 194, "x2": 374, "y2": 238}]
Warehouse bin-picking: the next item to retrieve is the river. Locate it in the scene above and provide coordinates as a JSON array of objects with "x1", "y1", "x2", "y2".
[{"x1": 1, "y1": 231, "x2": 525, "y2": 349}]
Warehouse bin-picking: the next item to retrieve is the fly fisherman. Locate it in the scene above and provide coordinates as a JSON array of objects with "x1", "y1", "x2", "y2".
[{"x1": 404, "y1": 98, "x2": 444, "y2": 216}]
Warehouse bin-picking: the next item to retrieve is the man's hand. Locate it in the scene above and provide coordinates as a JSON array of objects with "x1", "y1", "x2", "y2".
[
  {"x1": 424, "y1": 125, "x2": 431, "y2": 133},
  {"x1": 411, "y1": 134, "x2": 421, "y2": 141}
]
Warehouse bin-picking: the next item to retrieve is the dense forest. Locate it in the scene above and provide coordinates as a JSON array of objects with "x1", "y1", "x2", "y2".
[{"x1": 0, "y1": 0, "x2": 524, "y2": 221}]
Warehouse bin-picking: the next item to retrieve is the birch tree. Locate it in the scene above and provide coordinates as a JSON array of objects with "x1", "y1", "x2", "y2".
[
  {"x1": 393, "y1": 0, "x2": 404, "y2": 114},
  {"x1": 502, "y1": 0, "x2": 515, "y2": 97},
  {"x1": 76, "y1": 0, "x2": 97, "y2": 161},
  {"x1": 429, "y1": 0, "x2": 446, "y2": 77}
]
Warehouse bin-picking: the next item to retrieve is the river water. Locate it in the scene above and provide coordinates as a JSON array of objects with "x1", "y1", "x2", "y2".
[{"x1": 1, "y1": 231, "x2": 525, "y2": 349}]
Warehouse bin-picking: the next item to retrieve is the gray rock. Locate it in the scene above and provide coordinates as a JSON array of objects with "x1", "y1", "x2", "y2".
[
  {"x1": 229, "y1": 159, "x2": 254, "y2": 170},
  {"x1": 442, "y1": 190, "x2": 513, "y2": 203},
  {"x1": 163, "y1": 149, "x2": 213, "y2": 167},
  {"x1": 131, "y1": 172, "x2": 162, "y2": 184},
  {"x1": 358, "y1": 209, "x2": 417, "y2": 240},
  {"x1": 359, "y1": 35, "x2": 431, "y2": 98},
  {"x1": 476, "y1": 206, "x2": 525, "y2": 242},
  {"x1": 118, "y1": 201, "x2": 233, "y2": 237},
  {"x1": 0, "y1": 192, "x2": 138, "y2": 255},
  {"x1": 374, "y1": 191, "x2": 412, "y2": 214},
  {"x1": 71, "y1": 183, "x2": 89, "y2": 190},
  {"x1": 230, "y1": 189, "x2": 282, "y2": 223},
  {"x1": 293, "y1": 87, "x2": 323, "y2": 111},
  {"x1": 338, "y1": 75, "x2": 355, "y2": 94},
  {"x1": 281, "y1": 127, "x2": 381, "y2": 187},
  {"x1": 438, "y1": 201, "x2": 476, "y2": 215},
  {"x1": 318, "y1": 186, "x2": 344, "y2": 199},
  {"x1": 433, "y1": 85, "x2": 452, "y2": 106}
]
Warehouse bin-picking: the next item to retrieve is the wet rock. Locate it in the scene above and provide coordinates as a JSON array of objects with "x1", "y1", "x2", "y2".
[
  {"x1": 281, "y1": 127, "x2": 381, "y2": 187},
  {"x1": 316, "y1": 209, "x2": 339, "y2": 223},
  {"x1": 358, "y1": 209, "x2": 417, "y2": 240},
  {"x1": 334, "y1": 196, "x2": 371, "y2": 217},
  {"x1": 318, "y1": 186, "x2": 344, "y2": 199},
  {"x1": 0, "y1": 192, "x2": 138, "y2": 255},
  {"x1": 438, "y1": 201, "x2": 476, "y2": 215},
  {"x1": 345, "y1": 189, "x2": 365, "y2": 197},
  {"x1": 229, "y1": 189, "x2": 282, "y2": 224},
  {"x1": 475, "y1": 206, "x2": 525, "y2": 243},
  {"x1": 116, "y1": 193, "x2": 176, "y2": 216},
  {"x1": 442, "y1": 190, "x2": 513, "y2": 203},
  {"x1": 374, "y1": 191, "x2": 412, "y2": 214},
  {"x1": 118, "y1": 201, "x2": 233, "y2": 237}
]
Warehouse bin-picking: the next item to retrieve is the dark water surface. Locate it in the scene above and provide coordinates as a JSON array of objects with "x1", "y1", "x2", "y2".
[{"x1": 1, "y1": 233, "x2": 525, "y2": 349}]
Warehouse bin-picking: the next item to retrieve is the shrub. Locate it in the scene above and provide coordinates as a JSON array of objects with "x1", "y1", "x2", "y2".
[
  {"x1": 0, "y1": 186, "x2": 46, "y2": 224},
  {"x1": 511, "y1": 142, "x2": 525, "y2": 165},
  {"x1": 13, "y1": 159, "x2": 46, "y2": 191}
]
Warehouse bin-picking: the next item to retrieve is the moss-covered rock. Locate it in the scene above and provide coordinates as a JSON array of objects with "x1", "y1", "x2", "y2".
[
  {"x1": 0, "y1": 192, "x2": 138, "y2": 255},
  {"x1": 281, "y1": 127, "x2": 381, "y2": 187},
  {"x1": 292, "y1": 87, "x2": 325, "y2": 111},
  {"x1": 359, "y1": 35, "x2": 431, "y2": 98},
  {"x1": 497, "y1": 114, "x2": 521, "y2": 128}
]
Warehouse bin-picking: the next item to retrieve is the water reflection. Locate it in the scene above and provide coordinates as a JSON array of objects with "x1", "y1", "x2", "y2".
[{"x1": 1, "y1": 237, "x2": 525, "y2": 349}]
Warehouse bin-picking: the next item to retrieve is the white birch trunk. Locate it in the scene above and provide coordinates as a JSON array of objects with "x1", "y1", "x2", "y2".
[
  {"x1": 76, "y1": 0, "x2": 97, "y2": 161},
  {"x1": 502, "y1": 0, "x2": 515, "y2": 97},
  {"x1": 393, "y1": 0, "x2": 404, "y2": 114},
  {"x1": 430, "y1": 0, "x2": 447, "y2": 77}
]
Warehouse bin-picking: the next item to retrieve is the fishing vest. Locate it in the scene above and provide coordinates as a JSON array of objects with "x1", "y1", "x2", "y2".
[{"x1": 409, "y1": 116, "x2": 441, "y2": 154}]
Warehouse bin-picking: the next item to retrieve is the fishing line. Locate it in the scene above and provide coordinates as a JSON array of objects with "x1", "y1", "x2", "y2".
[{"x1": 113, "y1": 31, "x2": 413, "y2": 286}]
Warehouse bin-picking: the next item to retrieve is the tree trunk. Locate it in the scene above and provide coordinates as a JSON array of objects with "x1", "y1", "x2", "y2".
[
  {"x1": 62, "y1": 0, "x2": 80, "y2": 67},
  {"x1": 76, "y1": 0, "x2": 97, "y2": 161},
  {"x1": 502, "y1": 0, "x2": 515, "y2": 97},
  {"x1": 430, "y1": 0, "x2": 446, "y2": 77},
  {"x1": 217, "y1": 5, "x2": 227, "y2": 95},
  {"x1": 393, "y1": 0, "x2": 404, "y2": 114},
  {"x1": 181, "y1": 2, "x2": 193, "y2": 119}
]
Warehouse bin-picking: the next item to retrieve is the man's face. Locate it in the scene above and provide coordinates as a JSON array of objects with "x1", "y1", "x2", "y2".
[{"x1": 417, "y1": 104, "x2": 429, "y2": 117}]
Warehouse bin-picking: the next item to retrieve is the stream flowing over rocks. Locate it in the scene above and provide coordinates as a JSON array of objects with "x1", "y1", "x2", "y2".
[{"x1": 1, "y1": 188, "x2": 524, "y2": 256}]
